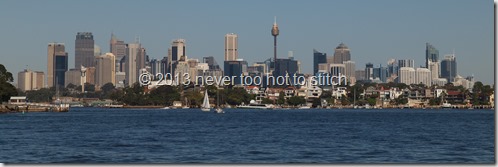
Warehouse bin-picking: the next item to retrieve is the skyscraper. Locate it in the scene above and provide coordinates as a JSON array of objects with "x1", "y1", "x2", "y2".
[
  {"x1": 313, "y1": 49, "x2": 327, "y2": 75},
  {"x1": 343, "y1": 60, "x2": 356, "y2": 84},
  {"x1": 47, "y1": 43, "x2": 67, "y2": 88},
  {"x1": 75, "y1": 32, "x2": 95, "y2": 69},
  {"x1": 365, "y1": 63, "x2": 374, "y2": 80},
  {"x1": 425, "y1": 43, "x2": 439, "y2": 68},
  {"x1": 398, "y1": 59, "x2": 414, "y2": 68},
  {"x1": 416, "y1": 68, "x2": 432, "y2": 86},
  {"x1": 168, "y1": 39, "x2": 186, "y2": 74},
  {"x1": 54, "y1": 50, "x2": 68, "y2": 87},
  {"x1": 441, "y1": 54, "x2": 457, "y2": 82},
  {"x1": 225, "y1": 33, "x2": 238, "y2": 61},
  {"x1": 125, "y1": 43, "x2": 141, "y2": 86},
  {"x1": 224, "y1": 60, "x2": 248, "y2": 85},
  {"x1": 399, "y1": 67, "x2": 416, "y2": 85},
  {"x1": 428, "y1": 61, "x2": 440, "y2": 79},
  {"x1": 332, "y1": 43, "x2": 351, "y2": 64},
  {"x1": 110, "y1": 33, "x2": 127, "y2": 72},
  {"x1": 96, "y1": 53, "x2": 116, "y2": 89}
]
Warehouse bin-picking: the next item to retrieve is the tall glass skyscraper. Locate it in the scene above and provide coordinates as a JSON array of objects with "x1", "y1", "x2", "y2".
[
  {"x1": 441, "y1": 54, "x2": 457, "y2": 82},
  {"x1": 425, "y1": 43, "x2": 439, "y2": 68}
]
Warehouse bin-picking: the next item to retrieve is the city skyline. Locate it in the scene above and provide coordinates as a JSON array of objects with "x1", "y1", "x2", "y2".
[{"x1": 0, "y1": 0, "x2": 493, "y2": 84}]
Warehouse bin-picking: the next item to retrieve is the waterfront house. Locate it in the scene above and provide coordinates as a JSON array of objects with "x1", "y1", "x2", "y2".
[{"x1": 9, "y1": 96, "x2": 26, "y2": 105}]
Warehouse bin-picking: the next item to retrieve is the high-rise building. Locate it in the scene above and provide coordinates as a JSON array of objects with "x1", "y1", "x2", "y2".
[
  {"x1": 47, "y1": 43, "x2": 67, "y2": 88},
  {"x1": 18, "y1": 69, "x2": 44, "y2": 92},
  {"x1": 373, "y1": 65, "x2": 388, "y2": 83},
  {"x1": 224, "y1": 60, "x2": 248, "y2": 85},
  {"x1": 75, "y1": 32, "x2": 95, "y2": 69},
  {"x1": 365, "y1": 63, "x2": 374, "y2": 80},
  {"x1": 313, "y1": 49, "x2": 327, "y2": 75},
  {"x1": 343, "y1": 60, "x2": 356, "y2": 80},
  {"x1": 355, "y1": 70, "x2": 366, "y2": 81},
  {"x1": 425, "y1": 43, "x2": 439, "y2": 68},
  {"x1": 416, "y1": 68, "x2": 432, "y2": 86},
  {"x1": 96, "y1": 53, "x2": 116, "y2": 89},
  {"x1": 329, "y1": 64, "x2": 346, "y2": 77},
  {"x1": 85, "y1": 67, "x2": 96, "y2": 85},
  {"x1": 125, "y1": 43, "x2": 141, "y2": 86},
  {"x1": 398, "y1": 59, "x2": 414, "y2": 68},
  {"x1": 398, "y1": 67, "x2": 416, "y2": 85},
  {"x1": 168, "y1": 39, "x2": 186, "y2": 74},
  {"x1": 441, "y1": 54, "x2": 457, "y2": 82},
  {"x1": 274, "y1": 58, "x2": 299, "y2": 78},
  {"x1": 428, "y1": 61, "x2": 440, "y2": 79},
  {"x1": 110, "y1": 33, "x2": 127, "y2": 72},
  {"x1": 64, "y1": 69, "x2": 81, "y2": 87},
  {"x1": 332, "y1": 43, "x2": 351, "y2": 64},
  {"x1": 55, "y1": 50, "x2": 68, "y2": 87},
  {"x1": 225, "y1": 33, "x2": 238, "y2": 61}
]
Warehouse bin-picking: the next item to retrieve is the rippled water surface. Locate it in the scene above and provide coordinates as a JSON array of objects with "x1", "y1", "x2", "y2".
[{"x1": 0, "y1": 108, "x2": 494, "y2": 163}]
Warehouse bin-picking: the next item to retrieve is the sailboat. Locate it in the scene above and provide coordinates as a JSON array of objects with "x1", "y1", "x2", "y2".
[
  {"x1": 201, "y1": 90, "x2": 211, "y2": 112},
  {"x1": 215, "y1": 88, "x2": 224, "y2": 114}
]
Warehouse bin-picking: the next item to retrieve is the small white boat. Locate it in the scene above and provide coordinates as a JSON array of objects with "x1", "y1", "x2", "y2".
[
  {"x1": 441, "y1": 102, "x2": 452, "y2": 108},
  {"x1": 201, "y1": 91, "x2": 211, "y2": 112},
  {"x1": 215, "y1": 108, "x2": 224, "y2": 114},
  {"x1": 298, "y1": 106, "x2": 311, "y2": 109},
  {"x1": 161, "y1": 107, "x2": 171, "y2": 110},
  {"x1": 237, "y1": 100, "x2": 272, "y2": 110}
]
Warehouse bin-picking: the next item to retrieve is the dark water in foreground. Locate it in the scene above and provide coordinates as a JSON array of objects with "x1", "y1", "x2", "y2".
[{"x1": 0, "y1": 108, "x2": 494, "y2": 163}]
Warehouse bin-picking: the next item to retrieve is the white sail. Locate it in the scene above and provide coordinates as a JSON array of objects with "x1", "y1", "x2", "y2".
[{"x1": 201, "y1": 91, "x2": 210, "y2": 111}]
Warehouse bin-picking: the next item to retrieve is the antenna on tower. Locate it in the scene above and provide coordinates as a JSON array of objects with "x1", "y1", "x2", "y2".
[{"x1": 274, "y1": 16, "x2": 277, "y2": 24}]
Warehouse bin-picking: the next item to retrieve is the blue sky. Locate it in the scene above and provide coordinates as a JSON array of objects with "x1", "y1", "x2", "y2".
[{"x1": 0, "y1": 0, "x2": 494, "y2": 84}]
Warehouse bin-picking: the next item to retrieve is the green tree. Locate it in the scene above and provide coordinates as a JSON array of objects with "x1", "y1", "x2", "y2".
[
  {"x1": 261, "y1": 98, "x2": 274, "y2": 104},
  {"x1": 288, "y1": 96, "x2": 306, "y2": 106},
  {"x1": 0, "y1": 64, "x2": 17, "y2": 101},
  {"x1": 276, "y1": 91, "x2": 286, "y2": 105}
]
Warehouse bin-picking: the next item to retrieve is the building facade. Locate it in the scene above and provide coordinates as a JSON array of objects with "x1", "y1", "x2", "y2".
[
  {"x1": 75, "y1": 32, "x2": 95, "y2": 68},
  {"x1": 225, "y1": 33, "x2": 238, "y2": 61},
  {"x1": 332, "y1": 43, "x2": 351, "y2": 64},
  {"x1": 47, "y1": 43, "x2": 67, "y2": 88},
  {"x1": 18, "y1": 69, "x2": 44, "y2": 92},
  {"x1": 96, "y1": 53, "x2": 116, "y2": 89}
]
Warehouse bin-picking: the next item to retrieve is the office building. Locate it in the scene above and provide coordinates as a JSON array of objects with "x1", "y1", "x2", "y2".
[
  {"x1": 75, "y1": 32, "x2": 95, "y2": 68},
  {"x1": 224, "y1": 60, "x2": 248, "y2": 85},
  {"x1": 47, "y1": 43, "x2": 67, "y2": 88},
  {"x1": 398, "y1": 59, "x2": 414, "y2": 68},
  {"x1": 64, "y1": 69, "x2": 82, "y2": 87},
  {"x1": 125, "y1": 43, "x2": 144, "y2": 86},
  {"x1": 96, "y1": 53, "x2": 116, "y2": 88},
  {"x1": 110, "y1": 33, "x2": 127, "y2": 72},
  {"x1": 441, "y1": 54, "x2": 457, "y2": 82},
  {"x1": 365, "y1": 63, "x2": 374, "y2": 80},
  {"x1": 332, "y1": 43, "x2": 351, "y2": 64},
  {"x1": 313, "y1": 49, "x2": 327, "y2": 75},
  {"x1": 225, "y1": 33, "x2": 238, "y2": 61},
  {"x1": 426, "y1": 43, "x2": 439, "y2": 68}
]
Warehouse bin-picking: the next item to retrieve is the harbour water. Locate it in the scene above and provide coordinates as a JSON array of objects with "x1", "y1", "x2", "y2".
[{"x1": 0, "y1": 108, "x2": 494, "y2": 163}]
